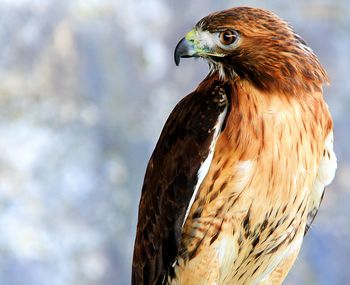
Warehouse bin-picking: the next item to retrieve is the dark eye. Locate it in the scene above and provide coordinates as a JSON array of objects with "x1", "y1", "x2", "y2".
[{"x1": 219, "y1": 30, "x2": 238, "y2": 45}]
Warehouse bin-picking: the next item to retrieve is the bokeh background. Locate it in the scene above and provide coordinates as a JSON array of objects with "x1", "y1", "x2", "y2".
[{"x1": 0, "y1": 0, "x2": 349, "y2": 284}]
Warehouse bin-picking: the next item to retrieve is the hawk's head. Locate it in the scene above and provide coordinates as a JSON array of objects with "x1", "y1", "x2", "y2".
[{"x1": 174, "y1": 7, "x2": 328, "y2": 95}]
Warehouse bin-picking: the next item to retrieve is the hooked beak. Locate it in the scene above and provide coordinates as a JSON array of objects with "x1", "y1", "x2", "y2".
[
  {"x1": 174, "y1": 29, "x2": 224, "y2": 66},
  {"x1": 174, "y1": 37, "x2": 198, "y2": 66}
]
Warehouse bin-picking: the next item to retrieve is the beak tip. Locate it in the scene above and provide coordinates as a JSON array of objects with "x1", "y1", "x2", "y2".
[
  {"x1": 174, "y1": 56, "x2": 180, "y2": 66},
  {"x1": 174, "y1": 37, "x2": 189, "y2": 67}
]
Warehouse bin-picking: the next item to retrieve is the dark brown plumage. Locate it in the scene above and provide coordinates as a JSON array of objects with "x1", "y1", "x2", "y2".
[
  {"x1": 132, "y1": 78, "x2": 231, "y2": 284},
  {"x1": 132, "y1": 7, "x2": 336, "y2": 285}
]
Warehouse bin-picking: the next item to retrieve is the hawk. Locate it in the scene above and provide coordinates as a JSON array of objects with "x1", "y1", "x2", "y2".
[{"x1": 132, "y1": 7, "x2": 336, "y2": 285}]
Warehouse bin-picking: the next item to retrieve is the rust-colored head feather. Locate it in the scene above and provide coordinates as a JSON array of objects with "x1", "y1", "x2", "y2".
[{"x1": 176, "y1": 7, "x2": 329, "y2": 95}]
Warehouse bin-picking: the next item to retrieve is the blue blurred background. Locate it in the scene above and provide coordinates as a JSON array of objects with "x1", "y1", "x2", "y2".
[{"x1": 0, "y1": 0, "x2": 349, "y2": 284}]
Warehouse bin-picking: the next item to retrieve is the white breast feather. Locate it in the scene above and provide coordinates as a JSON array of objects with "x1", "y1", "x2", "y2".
[{"x1": 308, "y1": 131, "x2": 337, "y2": 213}]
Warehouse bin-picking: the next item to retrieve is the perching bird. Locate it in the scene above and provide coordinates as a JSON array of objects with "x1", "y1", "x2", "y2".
[{"x1": 132, "y1": 6, "x2": 336, "y2": 285}]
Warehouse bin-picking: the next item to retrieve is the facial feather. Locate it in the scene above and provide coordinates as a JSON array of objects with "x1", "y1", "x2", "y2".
[{"x1": 192, "y1": 7, "x2": 329, "y2": 95}]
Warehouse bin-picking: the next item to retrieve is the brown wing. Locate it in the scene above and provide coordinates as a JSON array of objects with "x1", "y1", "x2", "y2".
[{"x1": 132, "y1": 78, "x2": 231, "y2": 285}]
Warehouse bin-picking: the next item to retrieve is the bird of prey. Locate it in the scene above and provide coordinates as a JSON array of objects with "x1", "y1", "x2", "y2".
[{"x1": 132, "y1": 6, "x2": 337, "y2": 285}]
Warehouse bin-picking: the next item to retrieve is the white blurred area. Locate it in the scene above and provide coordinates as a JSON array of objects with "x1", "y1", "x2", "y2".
[{"x1": 0, "y1": 1, "x2": 349, "y2": 284}]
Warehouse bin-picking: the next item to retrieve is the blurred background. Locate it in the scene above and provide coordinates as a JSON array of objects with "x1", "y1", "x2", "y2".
[{"x1": 0, "y1": 0, "x2": 348, "y2": 284}]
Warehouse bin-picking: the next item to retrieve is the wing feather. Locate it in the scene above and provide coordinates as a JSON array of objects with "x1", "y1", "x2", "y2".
[
  {"x1": 305, "y1": 131, "x2": 337, "y2": 234},
  {"x1": 132, "y1": 79, "x2": 231, "y2": 285}
]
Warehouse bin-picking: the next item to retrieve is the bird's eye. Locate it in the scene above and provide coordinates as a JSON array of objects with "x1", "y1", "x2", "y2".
[{"x1": 219, "y1": 30, "x2": 238, "y2": 45}]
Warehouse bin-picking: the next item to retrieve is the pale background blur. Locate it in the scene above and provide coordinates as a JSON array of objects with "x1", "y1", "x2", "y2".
[{"x1": 0, "y1": 0, "x2": 349, "y2": 284}]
